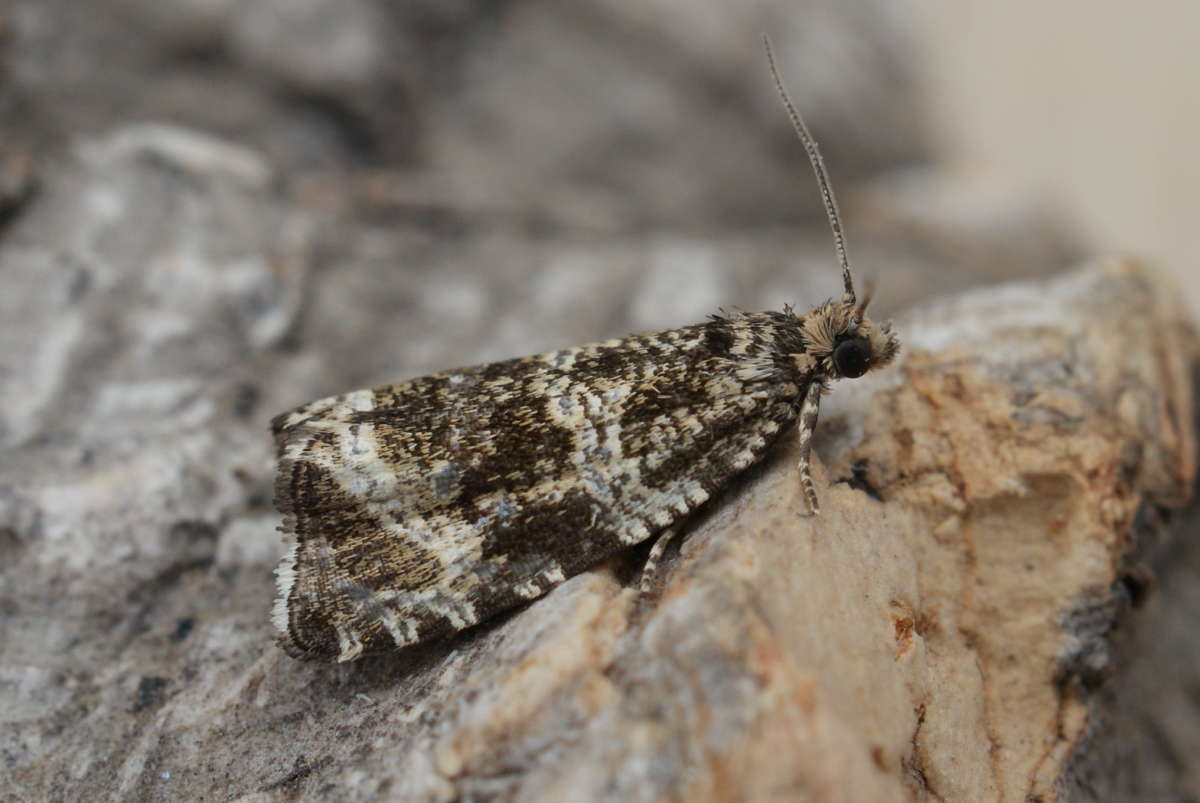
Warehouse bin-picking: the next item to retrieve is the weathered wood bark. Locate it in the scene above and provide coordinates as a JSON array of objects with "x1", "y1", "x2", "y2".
[{"x1": 1, "y1": 3, "x2": 1196, "y2": 801}]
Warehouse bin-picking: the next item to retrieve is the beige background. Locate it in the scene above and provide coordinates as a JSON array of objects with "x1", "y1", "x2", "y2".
[{"x1": 918, "y1": 1, "x2": 1198, "y2": 316}]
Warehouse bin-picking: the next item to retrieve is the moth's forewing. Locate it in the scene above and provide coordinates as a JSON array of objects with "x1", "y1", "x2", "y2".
[{"x1": 272, "y1": 314, "x2": 808, "y2": 661}]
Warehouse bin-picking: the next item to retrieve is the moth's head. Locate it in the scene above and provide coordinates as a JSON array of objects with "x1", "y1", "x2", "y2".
[
  {"x1": 831, "y1": 311, "x2": 899, "y2": 380},
  {"x1": 800, "y1": 285, "x2": 899, "y2": 381}
]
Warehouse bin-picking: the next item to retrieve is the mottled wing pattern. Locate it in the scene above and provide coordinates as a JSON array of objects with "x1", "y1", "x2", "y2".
[{"x1": 273, "y1": 312, "x2": 810, "y2": 661}]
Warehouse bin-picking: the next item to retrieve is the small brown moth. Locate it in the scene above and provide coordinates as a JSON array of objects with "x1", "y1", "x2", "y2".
[{"x1": 271, "y1": 36, "x2": 899, "y2": 661}]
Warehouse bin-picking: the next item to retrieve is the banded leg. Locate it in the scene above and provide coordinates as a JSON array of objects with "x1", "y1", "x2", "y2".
[
  {"x1": 639, "y1": 524, "x2": 681, "y2": 594},
  {"x1": 796, "y1": 383, "x2": 823, "y2": 515}
]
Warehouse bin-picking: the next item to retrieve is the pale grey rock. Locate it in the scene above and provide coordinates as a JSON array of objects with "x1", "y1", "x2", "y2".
[{"x1": 0, "y1": 2, "x2": 1190, "y2": 802}]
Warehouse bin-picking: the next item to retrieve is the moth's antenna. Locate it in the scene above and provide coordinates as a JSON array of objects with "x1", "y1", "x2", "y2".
[{"x1": 762, "y1": 33, "x2": 856, "y2": 308}]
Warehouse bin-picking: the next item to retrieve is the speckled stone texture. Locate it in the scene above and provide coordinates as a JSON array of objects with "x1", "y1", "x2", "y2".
[{"x1": 1, "y1": 1, "x2": 1195, "y2": 801}]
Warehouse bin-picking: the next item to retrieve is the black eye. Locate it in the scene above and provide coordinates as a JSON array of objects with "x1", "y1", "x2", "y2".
[{"x1": 833, "y1": 337, "x2": 872, "y2": 378}]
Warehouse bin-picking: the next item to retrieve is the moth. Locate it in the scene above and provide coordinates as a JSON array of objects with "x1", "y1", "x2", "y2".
[{"x1": 271, "y1": 37, "x2": 899, "y2": 662}]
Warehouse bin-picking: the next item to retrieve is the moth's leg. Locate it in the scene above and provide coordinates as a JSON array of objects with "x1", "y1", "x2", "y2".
[
  {"x1": 796, "y1": 383, "x2": 823, "y2": 515},
  {"x1": 639, "y1": 524, "x2": 682, "y2": 594}
]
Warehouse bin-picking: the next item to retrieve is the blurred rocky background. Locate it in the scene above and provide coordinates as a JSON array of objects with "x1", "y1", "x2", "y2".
[{"x1": 0, "y1": 1, "x2": 1194, "y2": 800}]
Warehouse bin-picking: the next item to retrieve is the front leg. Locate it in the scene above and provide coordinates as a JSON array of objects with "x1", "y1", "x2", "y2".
[{"x1": 795, "y1": 382, "x2": 823, "y2": 515}]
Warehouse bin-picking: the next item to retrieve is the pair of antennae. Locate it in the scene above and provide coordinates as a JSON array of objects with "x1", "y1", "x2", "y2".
[{"x1": 761, "y1": 34, "x2": 864, "y2": 314}]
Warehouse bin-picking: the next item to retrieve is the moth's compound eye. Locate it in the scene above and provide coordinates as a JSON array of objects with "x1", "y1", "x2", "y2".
[{"x1": 833, "y1": 337, "x2": 872, "y2": 378}]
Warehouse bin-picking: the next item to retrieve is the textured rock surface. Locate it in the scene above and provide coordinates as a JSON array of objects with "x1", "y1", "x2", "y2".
[{"x1": 1, "y1": 2, "x2": 1196, "y2": 802}]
